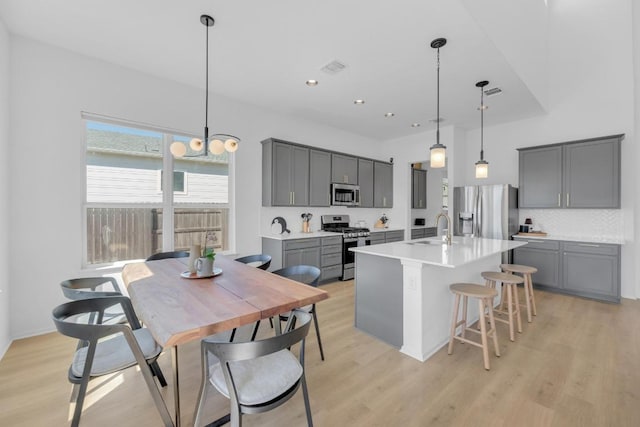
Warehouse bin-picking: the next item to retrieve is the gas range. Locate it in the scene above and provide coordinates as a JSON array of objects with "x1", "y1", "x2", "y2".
[
  {"x1": 320, "y1": 215, "x2": 370, "y2": 239},
  {"x1": 321, "y1": 214, "x2": 371, "y2": 281}
]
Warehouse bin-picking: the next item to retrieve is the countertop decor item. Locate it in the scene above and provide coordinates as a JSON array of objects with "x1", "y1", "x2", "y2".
[
  {"x1": 374, "y1": 213, "x2": 389, "y2": 229},
  {"x1": 474, "y1": 80, "x2": 489, "y2": 179},
  {"x1": 271, "y1": 217, "x2": 290, "y2": 235},
  {"x1": 301, "y1": 212, "x2": 313, "y2": 233},
  {"x1": 169, "y1": 14, "x2": 240, "y2": 158},
  {"x1": 429, "y1": 37, "x2": 447, "y2": 168}
]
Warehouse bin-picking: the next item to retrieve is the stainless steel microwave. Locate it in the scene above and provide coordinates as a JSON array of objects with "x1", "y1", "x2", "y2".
[{"x1": 331, "y1": 183, "x2": 360, "y2": 206}]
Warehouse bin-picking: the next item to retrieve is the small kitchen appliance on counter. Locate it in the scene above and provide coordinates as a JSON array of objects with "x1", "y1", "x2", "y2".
[{"x1": 321, "y1": 214, "x2": 370, "y2": 280}]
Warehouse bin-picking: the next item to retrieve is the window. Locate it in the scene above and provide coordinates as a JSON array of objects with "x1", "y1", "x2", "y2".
[{"x1": 83, "y1": 115, "x2": 231, "y2": 266}]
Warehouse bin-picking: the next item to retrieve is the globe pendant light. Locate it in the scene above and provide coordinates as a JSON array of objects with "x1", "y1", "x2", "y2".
[
  {"x1": 170, "y1": 14, "x2": 240, "y2": 158},
  {"x1": 475, "y1": 80, "x2": 489, "y2": 179},
  {"x1": 429, "y1": 38, "x2": 447, "y2": 168}
]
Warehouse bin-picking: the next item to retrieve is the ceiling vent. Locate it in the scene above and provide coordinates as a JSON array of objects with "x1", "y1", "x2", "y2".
[
  {"x1": 321, "y1": 60, "x2": 347, "y2": 74},
  {"x1": 484, "y1": 87, "x2": 502, "y2": 97},
  {"x1": 429, "y1": 117, "x2": 446, "y2": 124}
]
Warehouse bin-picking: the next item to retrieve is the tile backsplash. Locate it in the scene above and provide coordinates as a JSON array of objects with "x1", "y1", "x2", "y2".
[{"x1": 519, "y1": 209, "x2": 624, "y2": 241}]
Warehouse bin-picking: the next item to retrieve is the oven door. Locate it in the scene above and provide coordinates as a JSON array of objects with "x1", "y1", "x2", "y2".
[{"x1": 342, "y1": 237, "x2": 370, "y2": 280}]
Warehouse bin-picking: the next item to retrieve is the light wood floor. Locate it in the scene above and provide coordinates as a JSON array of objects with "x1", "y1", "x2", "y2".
[{"x1": 1, "y1": 280, "x2": 640, "y2": 427}]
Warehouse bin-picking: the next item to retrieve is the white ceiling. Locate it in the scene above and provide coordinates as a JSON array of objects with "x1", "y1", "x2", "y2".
[{"x1": 0, "y1": 0, "x2": 547, "y2": 141}]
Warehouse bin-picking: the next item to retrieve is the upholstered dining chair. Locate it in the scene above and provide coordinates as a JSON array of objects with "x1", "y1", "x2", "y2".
[
  {"x1": 235, "y1": 254, "x2": 272, "y2": 270},
  {"x1": 193, "y1": 310, "x2": 314, "y2": 427},
  {"x1": 60, "y1": 277, "x2": 125, "y2": 325},
  {"x1": 146, "y1": 250, "x2": 190, "y2": 261},
  {"x1": 52, "y1": 296, "x2": 172, "y2": 427},
  {"x1": 272, "y1": 265, "x2": 325, "y2": 360}
]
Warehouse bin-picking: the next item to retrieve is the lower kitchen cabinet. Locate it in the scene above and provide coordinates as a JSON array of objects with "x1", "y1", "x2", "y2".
[
  {"x1": 513, "y1": 237, "x2": 620, "y2": 303},
  {"x1": 411, "y1": 227, "x2": 437, "y2": 240},
  {"x1": 370, "y1": 230, "x2": 405, "y2": 244},
  {"x1": 262, "y1": 236, "x2": 342, "y2": 283},
  {"x1": 562, "y1": 242, "x2": 620, "y2": 303},
  {"x1": 320, "y1": 236, "x2": 343, "y2": 282},
  {"x1": 513, "y1": 239, "x2": 561, "y2": 289}
]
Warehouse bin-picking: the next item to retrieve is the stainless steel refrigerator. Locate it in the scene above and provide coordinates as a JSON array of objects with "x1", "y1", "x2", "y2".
[{"x1": 453, "y1": 184, "x2": 518, "y2": 246}]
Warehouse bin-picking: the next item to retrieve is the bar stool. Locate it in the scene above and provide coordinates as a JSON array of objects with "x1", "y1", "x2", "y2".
[
  {"x1": 500, "y1": 263, "x2": 538, "y2": 323},
  {"x1": 481, "y1": 271, "x2": 524, "y2": 342},
  {"x1": 448, "y1": 283, "x2": 500, "y2": 370}
]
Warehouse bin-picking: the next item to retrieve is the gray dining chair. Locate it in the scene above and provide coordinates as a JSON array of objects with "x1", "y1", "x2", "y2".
[
  {"x1": 235, "y1": 254, "x2": 274, "y2": 341},
  {"x1": 272, "y1": 265, "x2": 325, "y2": 360},
  {"x1": 146, "y1": 250, "x2": 190, "y2": 261},
  {"x1": 193, "y1": 310, "x2": 314, "y2": 427},
  {"x1": 234, "y1": 254, "x2": 272, "y2": 270},
  {"x1": 60, "y1": 277, "x2": 125, "y2": 325},
  {"x1": 52, "y1": 296, "x2": 172, "y2": 427}
]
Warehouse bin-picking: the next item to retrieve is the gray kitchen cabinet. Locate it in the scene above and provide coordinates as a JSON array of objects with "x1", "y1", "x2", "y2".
[
  {"x1": 513, "y1": 239, "x2": 561, "y2": 289},
  {"x1": 320, "y1": 236, "x2": 343, "y2": 282},
  {"x1": 262, "y1": 236, "x2": 341, "y2": 283},
  {"x1": 262, "y1": 139, "x2": 309, "y2": 206},
  {"x1": 374, "y1": 161, "x2": 393, "y2": 208},
  {"x1": 309, "y1": 149, "x2": 331, "y2": 206},
  {"x1": 562, "y1": 242, "x2": 620, "y2": 303},
  {"x1": 512, "y1": 237, "x2": 621, "y2": 303},
  {"x1": 564, "y1": 137, "x2": 620, "y2": 208},
  {"x1": 358, "y1": 158, "x2": 374, "y2": 208},
  {"x1": 384, "y1": 230, "x2": 404, "y2": 243},
  {"x1": 518, "y1": 146, "x2": 563, "y2": 208},
  {"x1": 412, "y1": 227, "x2": 437, "y2": 239},
  {"x1": 411, "y1": 228, "x2": 424, "y2": 240},
  {"x1": 331, "y1": 153, "x2": 358, "y2": 184},
  {"x1": 518, "y1": 134, "x2": 622, "y2": 209},
  {"x1": 369, "y1": 232, "x2": 386, "y2": 245},
  {"x1": 411, "y1": 168, "x2": 427, "y2": 209}
]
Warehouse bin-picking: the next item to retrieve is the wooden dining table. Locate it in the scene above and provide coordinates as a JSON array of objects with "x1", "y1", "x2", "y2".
[{"x1": 122, "y1": 254, "x2": 329, "y2": 427}]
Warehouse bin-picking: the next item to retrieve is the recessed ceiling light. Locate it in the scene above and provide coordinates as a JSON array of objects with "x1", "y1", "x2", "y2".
[
  {"x1": 411, "y1": 123, "x2": 421, "y2": 127},
  {"x1": 306, "y1": 80, "x2": 318, "y2": 87},
  {"x1": 384, "y1": 112, "x2": 395, "y2": 117},
  {"x1": 429, "y1": 117, "x2": 446, "y2": 123},
  {"x1": 354, "y1": 99, "x2": 365, "y2": 105}
]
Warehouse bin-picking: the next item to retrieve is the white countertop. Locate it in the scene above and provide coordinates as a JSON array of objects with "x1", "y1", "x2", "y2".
[
  {"x1": 351, "y1": 236, "x2": 526, "y2": 268},
  {"x1": 262, "y1": 230, "x2": 342, "y2": 240},
  {"x1": 512, "y1": 234, "x2": 625, "y2": 245}
]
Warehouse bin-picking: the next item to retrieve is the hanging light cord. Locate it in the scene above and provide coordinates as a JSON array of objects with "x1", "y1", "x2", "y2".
[
  {"x1": 204, "y1": 21, "x2": 210, "y2": 145},
  {"x1": 436, "y1": 46, "x2": 440, "y2": 145},
  {"x1": 480, "y1": 86, "x2": 484, "y2": 161}
]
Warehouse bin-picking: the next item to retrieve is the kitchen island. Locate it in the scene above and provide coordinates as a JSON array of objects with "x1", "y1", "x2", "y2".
[{"x1": 351, "y1": 236, "x2": 526, "y2": 362}]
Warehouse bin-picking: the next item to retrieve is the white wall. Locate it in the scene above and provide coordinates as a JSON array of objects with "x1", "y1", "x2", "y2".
[
  {"x1": 7, "y1": 36, "x2": 383, "y2": 340},
  {"x1": 633, "y1": 0, "x2": 640, "y2": 302},
  {"x1": 457, "y1": 0, "x2": 637, "y2": 298},
  {"x1": 0, "y1": 18, "x2": 10, "y2": 357}
]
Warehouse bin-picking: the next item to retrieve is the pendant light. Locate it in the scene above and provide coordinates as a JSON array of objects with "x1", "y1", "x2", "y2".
[
  {"x1": 170, "y1": 14, "x2": 240, "y2": 158},
  {"x1": 475, "y1": 80, "x2": 489, "y2": 179},
  {"x1": 429, "y1": 38, "x2": 447, "y2": 168}
]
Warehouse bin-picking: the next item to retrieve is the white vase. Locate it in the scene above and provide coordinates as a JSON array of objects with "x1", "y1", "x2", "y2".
[{"x1": 188, "y1": 244, "x2": 201, "y2": 273}]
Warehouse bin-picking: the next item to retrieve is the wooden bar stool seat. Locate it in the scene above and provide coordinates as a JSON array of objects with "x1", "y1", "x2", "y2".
[
  {"x1": 481, "y1": 271, "x2": 524, "y2": 342},
  {"x1": 448, "y1": 283, "x2": 500, "y2": 370},
  {"x1": 500, "y1": 263, "x2": 538, "y2": 323}
]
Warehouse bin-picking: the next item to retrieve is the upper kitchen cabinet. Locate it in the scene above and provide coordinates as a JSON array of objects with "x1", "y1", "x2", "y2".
[
  {"x1": 331, "y1": 153, "x2": 358, "y2": 184},
  {"x1": 411, "y1": 168, "x2": 427, "y2": 209},
  {"x1": 518, "y1": 146, "x2": 563, "y2": 208},
  {"x1": 262, "y1": 139, "x2": 309, "y2": 206},
  {"x1": 309, "y1": 149, "x2": 331, "y2": 206},
  {"x1": 518, "y1": 134, "x2": 622, "y2": 209},
  {"x1": 374, "y1": 161, "x2": 393, "y2": 208},
  {"x1": 563, "y1": 137, "x2": 620, "y2": 208},
  {"x1": 358, "y1": 158, "x2": 374, "y2": 208}
]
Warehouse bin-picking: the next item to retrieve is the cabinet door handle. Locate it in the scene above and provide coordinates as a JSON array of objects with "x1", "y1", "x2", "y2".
[
  {"x1": 527, "y1": 239, "x2": 545, "y2": 242},
  {"x1": 557, "y1": 193, "x2": 561, "y2": 207},
  {"x1": 344, "y1": 175, "x2": 348, "y2": 183},
  {"x1": 289, "y1": 192, "x2": 293, "y2": 205},
  {"x1": 566, "y1": 193, "x2": 570, "y2": 207},
  {"x1": 578, "y1": 243, "x2": 600, "y2": 247},
  {"x1": 292, "y1": 192, "x2": 295, "y2": 205}
]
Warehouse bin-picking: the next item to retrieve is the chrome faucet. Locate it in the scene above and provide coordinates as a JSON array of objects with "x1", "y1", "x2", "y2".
[{"x1": 435, "y1": 212, "x2": 452, "y2": 245}]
